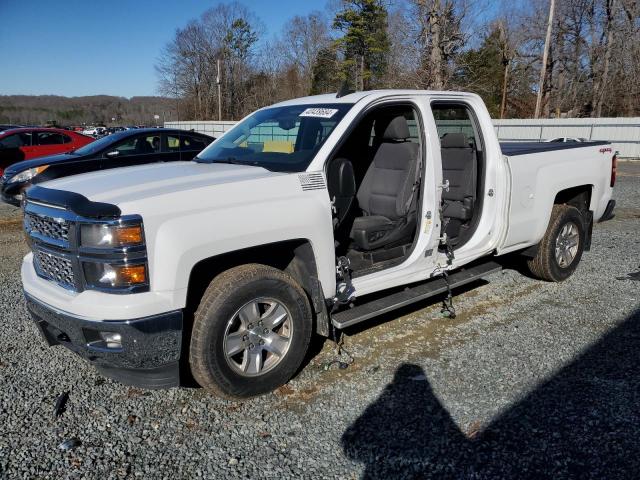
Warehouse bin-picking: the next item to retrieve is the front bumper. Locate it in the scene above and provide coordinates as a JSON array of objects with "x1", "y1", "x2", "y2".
[
  {"x1": 0, "y1": 181, "x2": 22, "y2": 206},
  {"x1": 25, "y1": 293, "x2": 183, "y2": 388}
]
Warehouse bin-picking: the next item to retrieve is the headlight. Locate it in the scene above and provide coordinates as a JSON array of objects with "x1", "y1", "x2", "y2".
[
  {"x1": 83, "y1": 262, "x2": 148, "y2": 289},
  {"x1": 8, "y1": 165, "x2": 49, "y2": 184},
  {"x1": 80, "y1": 224, "x2": 144, "y2": 248}
]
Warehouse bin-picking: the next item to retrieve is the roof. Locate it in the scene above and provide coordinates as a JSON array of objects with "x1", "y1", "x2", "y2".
[
  {"x1": 131, "y1": 127, "x2": 213, "y2": 137},
  {"x1": 0, "y1": 127, "x2": 82, "y2": 136},
  {"x1": 0, "y1": 127, "x2": 212, "y2": 138},
  {"x1": 271, "y1": 89, "x2": 479, "y2": 107}
]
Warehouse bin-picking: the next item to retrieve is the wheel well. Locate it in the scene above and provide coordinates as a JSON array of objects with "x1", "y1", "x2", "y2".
[
  {"x1": 553, "y1": 184, "x2": 594, "y2": 251},
  {"x1": 554, "y1": 185, "x2": 592, "y2": 213},
  {"x1": 184, "y1": 240, "x2": 330, "y2": 341},
  {"x1": 522, "y1": 185, "x2": 594, "y2": 260}
]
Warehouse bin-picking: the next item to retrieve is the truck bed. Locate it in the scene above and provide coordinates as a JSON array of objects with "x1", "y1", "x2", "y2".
[{"x1": 500, "y1": 141, "x2": 609, "y2": 156}]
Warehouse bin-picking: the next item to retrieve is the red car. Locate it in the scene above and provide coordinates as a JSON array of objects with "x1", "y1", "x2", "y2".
[{"x1": 0, "y1": 128, "x2": 94, "y2": 176}]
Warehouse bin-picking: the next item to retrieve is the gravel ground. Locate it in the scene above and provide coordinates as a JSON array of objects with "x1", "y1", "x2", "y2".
[{"x1": 1, "y1": 163, "x2": 639, "y2": 479}]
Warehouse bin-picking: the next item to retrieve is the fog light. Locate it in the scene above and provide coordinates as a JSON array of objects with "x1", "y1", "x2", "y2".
[{"x1": 99, "y1": 332, "x2": 122, "y2": 349}]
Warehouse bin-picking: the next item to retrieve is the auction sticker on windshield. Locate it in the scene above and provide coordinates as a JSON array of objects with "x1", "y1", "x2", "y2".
[{"x1": 299, "y1": 108, "x2": 339, "y2": 118}]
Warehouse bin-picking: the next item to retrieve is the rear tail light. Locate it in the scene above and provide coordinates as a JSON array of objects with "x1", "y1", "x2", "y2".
[{"x1": 610, "y1": 154, "x2": 617, "y2": 187}]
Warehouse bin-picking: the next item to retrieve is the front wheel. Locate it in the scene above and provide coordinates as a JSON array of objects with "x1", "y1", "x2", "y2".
[
  {"x1": 189, "y1": 264, "x2": 312, "y2": 399},
  {"x1": 527, "y1": 204, "x2": 586, "y2": 282}
]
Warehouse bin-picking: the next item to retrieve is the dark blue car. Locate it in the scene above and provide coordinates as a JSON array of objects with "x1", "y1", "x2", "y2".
[{"x1": 1, "y1": 128, "x2": 214, "y2": 206}]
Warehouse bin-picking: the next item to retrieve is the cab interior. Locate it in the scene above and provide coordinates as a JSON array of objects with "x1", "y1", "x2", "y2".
[
  {"x1": 327, "y1": 104, "x2": 423, "y2": 276},
  {"x1": 327, "y1": 101, "x2": 485, "y2": 277}
]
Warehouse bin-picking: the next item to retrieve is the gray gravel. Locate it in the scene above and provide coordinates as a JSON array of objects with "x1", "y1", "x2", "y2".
[{"x1": 1, "y1": 163, "x2": 639, "y2": 479}]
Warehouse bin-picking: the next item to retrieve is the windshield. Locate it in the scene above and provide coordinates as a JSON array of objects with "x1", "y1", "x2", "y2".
[
  {"x1": 72, "y1": 131, "x2": 130, "y2": 155},
  {"x1": 196, "y1": 103, "x2": 353, "y2": 172}
]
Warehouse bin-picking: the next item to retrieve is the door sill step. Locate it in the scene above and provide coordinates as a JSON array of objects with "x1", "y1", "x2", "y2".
[{"x1": 331, "y1": 260, "x2": 502, "y2": 329}]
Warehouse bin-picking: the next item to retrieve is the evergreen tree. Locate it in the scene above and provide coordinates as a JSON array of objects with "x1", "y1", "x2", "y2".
[
  {"x1": 333, "y1": 0, "x2": 390, "y2": 90},
  {"x1": 309, "y1": 46, "x2": 342, "y2": 94},
  {"x1": 456, "y1": 25, "x2": 506, "y2": 117}
]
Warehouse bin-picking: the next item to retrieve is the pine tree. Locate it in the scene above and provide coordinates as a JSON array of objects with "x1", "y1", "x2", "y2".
[{"x1": 333, "y1": 0, "x2": 390, "y2": 90}]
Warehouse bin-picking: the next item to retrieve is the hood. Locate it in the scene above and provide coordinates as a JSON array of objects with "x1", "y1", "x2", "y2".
[
  {"x1": 39, "y1": 161, "x2": 284, "y2": 205},
  {"x1": 3, "y1": 152, "x2": 79, "y2": 177}
]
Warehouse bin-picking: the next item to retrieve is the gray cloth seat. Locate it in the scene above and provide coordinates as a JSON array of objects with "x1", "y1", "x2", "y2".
[
  {"x1": 327, "y1": 157, "x2": 356, "y2": 229},
  {"x1": 440, "y1": 133, "x2": 477, "y2": 222},
  {"x1": 350, "y1": 116, "x2": 419, "y2": 251}
]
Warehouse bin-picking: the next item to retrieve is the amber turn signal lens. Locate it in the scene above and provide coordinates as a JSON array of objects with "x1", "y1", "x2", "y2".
[
  {"x1": 115, "y1": 226, "x2": 143, "y2": 245},
  {"x1": 118, "y1": 265, "x2": 147, "y2": 284}
]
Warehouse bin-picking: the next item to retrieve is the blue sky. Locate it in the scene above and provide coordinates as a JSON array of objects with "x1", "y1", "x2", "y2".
[{"x1": 0, "y1": 0, "x2": 324, "y2": 98}]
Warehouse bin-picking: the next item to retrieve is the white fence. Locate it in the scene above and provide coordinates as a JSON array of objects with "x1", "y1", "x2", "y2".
[
  {"x1": 164, "y1": 120, "x2": 237, "y2": 138},
  {"x1": 494, "y1": 118, "x2": 640, "y2": 159},
  {"x1": 167, "y1": 117, "x2": 640, "y2": 159}
]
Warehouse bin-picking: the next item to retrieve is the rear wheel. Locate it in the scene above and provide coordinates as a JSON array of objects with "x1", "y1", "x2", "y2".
[
  {"x1": 189, "y1": 264, "x2": 312, "y2": 399},
  {"x1": 527, "y1": 204, "x2": 586, "y2": 282}
]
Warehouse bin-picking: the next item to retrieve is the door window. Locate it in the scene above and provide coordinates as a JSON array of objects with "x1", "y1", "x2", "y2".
[
  {"x1": 166, "y1": 135, "x2": 180, "y2": 153},
  {"x1": 36, "y1": 132, "x2": 66, "y2": 145},
  {"x1": 0, "y1": 132, "x2": 32, "y2": 148},
  {"x1": 110, "y1": 135, "x2": 161, "y2": 157}
]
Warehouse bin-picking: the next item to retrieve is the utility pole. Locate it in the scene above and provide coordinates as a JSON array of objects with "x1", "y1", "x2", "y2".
[
  {"x1": 534, "y1": 0, "x2": 555, "y2": 119},
  {"x1": 499, "y1": 22, "x2": 510, "y2": 119},
  {"x1": 500, "y1": 59, "x2": 510, "y2": 119},
  {"x1": 216, "y1": 58, "x2": 222, "y2": 121}
]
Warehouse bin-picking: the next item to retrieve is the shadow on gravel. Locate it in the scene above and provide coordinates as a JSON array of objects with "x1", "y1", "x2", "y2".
[{"x1": 342, "y1": 307, "x2": 640, "y2": 479}]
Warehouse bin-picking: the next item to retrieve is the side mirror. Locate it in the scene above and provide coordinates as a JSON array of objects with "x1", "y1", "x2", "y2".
[{"x1": 105, "y1": 150, "x2": 120, "y2": 158}]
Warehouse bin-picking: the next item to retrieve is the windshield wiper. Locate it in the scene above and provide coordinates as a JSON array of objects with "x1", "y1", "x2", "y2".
[{"x1": 211, "y1": 157, "x2": 260, "y2": 167}]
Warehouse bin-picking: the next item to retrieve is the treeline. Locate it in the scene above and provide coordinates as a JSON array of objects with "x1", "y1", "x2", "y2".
[
  {"x1": 156, "y1": 0, "x2": 640, "y2": 120},
  {"x1": 0, "y1": 95, "x2": 179, "y2": 126}
]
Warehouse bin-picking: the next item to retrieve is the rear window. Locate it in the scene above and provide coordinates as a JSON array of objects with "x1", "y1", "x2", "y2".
[
  {"x1": 432, "y1": 105, "x2": 477, "y2": 145},
  {"x1": 182, "y1": 135, "x2": 208, "y2": 151}
]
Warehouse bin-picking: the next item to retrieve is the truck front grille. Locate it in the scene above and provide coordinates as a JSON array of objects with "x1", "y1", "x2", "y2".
[
  {"x1": 25, "y1": 212, "x2": 70, "y2": 243},
  {"x1": 24, "y1": 202, "x2": 78, "y2": 291},
  {"x1": 33, "y1": 250, "x2": 75, "y2": 289}
]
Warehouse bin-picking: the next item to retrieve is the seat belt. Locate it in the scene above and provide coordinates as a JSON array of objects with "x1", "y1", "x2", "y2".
[{"x1": 403, "y1": 146, "x2": 423, "y2": 215}]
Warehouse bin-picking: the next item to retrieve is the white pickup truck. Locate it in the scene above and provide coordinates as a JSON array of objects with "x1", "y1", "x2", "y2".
[{"x1": 20, "y1": 90, "x2": 616, "y2": 398}]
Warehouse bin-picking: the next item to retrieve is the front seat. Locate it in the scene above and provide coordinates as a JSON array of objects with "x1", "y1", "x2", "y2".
[
  {"x1": 350, "y1": 115, "x2": 420, "y2": 251},
  {"x1": 327, "y1": 157, "x2": 356, "y2": 229}
]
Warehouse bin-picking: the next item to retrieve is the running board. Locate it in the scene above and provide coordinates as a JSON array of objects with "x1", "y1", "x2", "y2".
[{"x1": 331, "y1": 261, "x2": 502, "y2": 330}]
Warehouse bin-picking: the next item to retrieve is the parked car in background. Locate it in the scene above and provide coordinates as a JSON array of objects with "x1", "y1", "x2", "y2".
[
  {"x1": 544, "y1": 137, "x2": 588, "y2": 143},
  {"x1": 0, "y1": 128, "x2": 94, "y2": 176},
  {"x1": 0, "y1": 124, "x2": 24, "y2": 133},
  {"x1": 82, "y1": 126, "x2": 107, "y2": 137},
  {"x1": 1, "y1": 128, "x2": 214, "y2": 205}
]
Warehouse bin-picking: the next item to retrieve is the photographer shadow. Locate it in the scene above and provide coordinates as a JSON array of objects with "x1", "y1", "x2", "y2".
[{"x1": 342, "y1": 308, "x2": 640, "y2": 479}]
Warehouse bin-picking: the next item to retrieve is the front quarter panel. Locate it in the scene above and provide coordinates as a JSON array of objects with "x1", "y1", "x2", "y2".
[{"x1": 120, "y1": 172, "x2": 335, "y2": 307}]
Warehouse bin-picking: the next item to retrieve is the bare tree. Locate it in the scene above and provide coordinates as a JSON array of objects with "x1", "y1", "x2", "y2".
[{"x1": 279, "y1": 12, "x2": 331, "y2": 95}]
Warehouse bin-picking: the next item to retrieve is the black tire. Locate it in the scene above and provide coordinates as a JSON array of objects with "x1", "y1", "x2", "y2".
[
  {"x1": 527, "y1": 204, "x2": 586, "y2": 282},
  {"x1": 189, "y1": 264, "x2": 312, "y2": 399}
]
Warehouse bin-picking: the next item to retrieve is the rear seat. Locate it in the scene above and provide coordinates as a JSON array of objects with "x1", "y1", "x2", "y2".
[{"x1": 440, "y1": 132, "x2": 477, "y2": 241}]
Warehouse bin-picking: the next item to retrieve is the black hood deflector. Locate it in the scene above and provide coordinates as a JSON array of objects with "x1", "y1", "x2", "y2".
[{"x1": 25, "y1": 185, "x2": 121, "y2": 219}]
